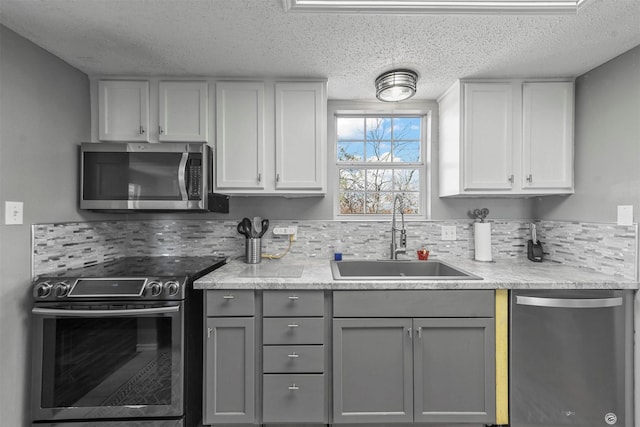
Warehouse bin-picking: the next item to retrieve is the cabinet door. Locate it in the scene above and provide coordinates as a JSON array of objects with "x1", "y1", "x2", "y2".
[
  {"x1": 275, "y1": 82, "x2": 326, "y2": 191},
  {"x1": 216, "y1": 81, "x2": 264, "y2": 189},
  {"x1": 98, "y1": 80, "x2": 149, "y2": 141},
  {"x1": 203, "y1": 317, "x2": 255, "y2": 424},
  {"x1": 159, "y1": 81, "x2": 208, "y2": 142},
  {"x1": 463, "y1": 83, "x2": 513, "y2": 191},
  {"x1": 333, "y1": 318, "x2": 413, "y2": 423},
  {"x1": 413, "y1": 318, "x2": 495, "y2": 424},
  {"x1": 522, "y1": 81, "x2": 574, "y2": 190}
]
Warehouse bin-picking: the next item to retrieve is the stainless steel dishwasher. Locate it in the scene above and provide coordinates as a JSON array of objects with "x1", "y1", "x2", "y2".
[{"x1": 510, "y1": 290, "x2": 634, "y2": 427}]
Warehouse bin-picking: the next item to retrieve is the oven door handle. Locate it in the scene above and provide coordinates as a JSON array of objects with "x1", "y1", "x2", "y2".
[{"x1": 32, "y1": 306, "x2": 180, "y2": 317}]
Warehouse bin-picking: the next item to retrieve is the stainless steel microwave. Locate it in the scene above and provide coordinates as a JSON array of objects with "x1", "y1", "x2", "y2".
[{"x1": 80, "y1": 142, "x2": 229, "y2": 212}]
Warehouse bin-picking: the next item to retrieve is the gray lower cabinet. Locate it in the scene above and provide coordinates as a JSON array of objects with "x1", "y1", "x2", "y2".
[
  {"x1": 332, "y1": 290, "x2": 496, "y2": 425},
  {"x1": 262, "y1": 290, "x2": 328, "y2": 424},
  {"x1": 203, "y1": 316, "x2": 255, "y2": 424},
  {"x1": 413, "y1": 318, "x2": 495, "y2": 423},
  {"x1": 203, "y1": 290, "x2": 256, "y2": 424},
  {"x1": 334, "y1": 317, "x2": 495, "y2": 424},
  {"x1": 333, "y1": 318, "x2": 414, "y2": 423}
]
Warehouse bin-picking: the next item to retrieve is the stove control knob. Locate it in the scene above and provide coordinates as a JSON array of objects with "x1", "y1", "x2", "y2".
[
  {"x1": 54, "y1": 281, "x2": 70, "y2": 298},
  {"x1": 34, "y1": 281, "x2": 53, "y2": 299},
  {"x1": 164, "y1": 281, "x2": 180, "y2": 296},
  {"x1": 146, "y1": 281, "x2": 163, "y2": 297}
]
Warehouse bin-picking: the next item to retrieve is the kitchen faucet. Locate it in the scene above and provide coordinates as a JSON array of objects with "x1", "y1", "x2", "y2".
[{"x1": 390, "y1": 195, "x2": 407, "y2": 260}]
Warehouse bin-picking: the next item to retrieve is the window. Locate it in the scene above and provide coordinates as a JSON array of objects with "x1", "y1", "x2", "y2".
[{"x1": 336, "y1": 115, "x2": 425, "y2": 217}]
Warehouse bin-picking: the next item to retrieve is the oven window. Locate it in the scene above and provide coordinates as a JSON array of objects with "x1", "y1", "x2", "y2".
[{"x1": 40, "y1": 315, "x2": 175, "y2": 408}]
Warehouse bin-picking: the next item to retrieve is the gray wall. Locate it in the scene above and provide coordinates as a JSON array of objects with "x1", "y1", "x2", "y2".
[
  {"x1": 535, "y1": 45, "x2": 640, "y2": 223},
  {"x1": 0, "y1": 25, "x2": 91, "y2": 426}
]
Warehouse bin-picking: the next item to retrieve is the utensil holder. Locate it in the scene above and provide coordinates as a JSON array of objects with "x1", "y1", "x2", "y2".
[{"x1": 245, "y1": 238, "x2": 262, "y2": 264}]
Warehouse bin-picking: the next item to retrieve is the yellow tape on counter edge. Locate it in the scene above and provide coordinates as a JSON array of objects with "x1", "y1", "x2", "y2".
[{"x1": 495, "y1": 289, "x2": 509, "y2": 425}]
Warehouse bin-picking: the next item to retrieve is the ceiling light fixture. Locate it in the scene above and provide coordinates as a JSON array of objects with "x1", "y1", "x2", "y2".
[
  {"x1": 283, "y1": 0, "x2": 588, "y2": 15},
  {"x1": 375, "y1": 69, "x2": 418, "y2": 102}
]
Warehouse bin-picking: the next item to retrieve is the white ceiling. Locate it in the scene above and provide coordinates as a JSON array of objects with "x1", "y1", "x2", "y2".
[{"x1": 1, "y1": 0, "x2": 639, "y2": 100}]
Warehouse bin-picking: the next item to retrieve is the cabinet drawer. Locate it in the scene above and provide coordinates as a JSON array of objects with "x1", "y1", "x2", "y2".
[
  {"x1": 262, "y1": 374, "x2": 326, "y2": 423},
  {"x1": 263, "y1": 290, "x2": 324, "y2": 317},
  {"x1": 333, "y1": 290, "x2": 494, "y2": 318},
  {"x1": 263, "y1": 345, "x2": 324, "y2": 373},
  {"x1": 206, "y1": 290, "x2": 255, "y2": 316},
  {"x1": 263, "y1": 317, "x2": 324, "y2": 345}
]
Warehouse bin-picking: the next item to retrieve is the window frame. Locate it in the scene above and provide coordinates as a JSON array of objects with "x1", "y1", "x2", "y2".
[{"x1": 331, "y1": 108, "x2": 431, "y2": 220}]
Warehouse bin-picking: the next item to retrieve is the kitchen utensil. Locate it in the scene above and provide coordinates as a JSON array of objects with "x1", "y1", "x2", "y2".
[
  {"x1": 527, "y1": 223, "x2": 543, "y2": 262},
  {"x1": 472, "y1": 208, "x2": 490, "y2": 222},
  {"x1": 252, "y1": 217, "x2": 262, "y2": 236},
  {"x1": 258, "y1": 219, "x2": 269, "y2": 238},
  {"x1": 242, "y1": 217, "x2": 254, "y2": 237},
  {"x1": 237, "y1": 222, "x2": 248, "y2": 237}
]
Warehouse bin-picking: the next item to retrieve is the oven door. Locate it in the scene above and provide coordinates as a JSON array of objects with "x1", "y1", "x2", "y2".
[{"x1": 31, "y1": 302, "x2": 184, "y2": 422}]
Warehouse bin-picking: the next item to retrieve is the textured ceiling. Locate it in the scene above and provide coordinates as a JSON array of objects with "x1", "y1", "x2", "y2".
[{"x1": 1, "y1": 0, "x2": 639, "y2": 100}]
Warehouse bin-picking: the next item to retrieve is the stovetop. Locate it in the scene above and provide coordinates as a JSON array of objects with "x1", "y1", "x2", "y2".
[
  {"x1": 33, "y1": 256, "x2": 228, "y2": 302},
  {"x1": 44, "y1": 256, "x2": 228, "y2": 278}
]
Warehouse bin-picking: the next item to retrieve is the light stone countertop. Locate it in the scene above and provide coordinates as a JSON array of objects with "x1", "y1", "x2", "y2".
[{"x1": 194, "y1": 257, "x2": 639, "y2": 290}]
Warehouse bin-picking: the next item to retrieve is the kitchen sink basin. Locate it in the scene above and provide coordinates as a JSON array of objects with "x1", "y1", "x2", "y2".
[{"x1": 330, "y1": 259, "x2": 482, "y2": 280}]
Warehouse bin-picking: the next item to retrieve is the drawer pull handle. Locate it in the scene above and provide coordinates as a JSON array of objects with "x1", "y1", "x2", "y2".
[
  {"x1": 222, "y1": 295, "x2": 235, "y2": 300},
  {"x1": 287, "y1": 352, "x2": 300, "y2": 358},
  {"x1": 288, "y1": 295, "x2": 299, "y2": 300},
  {"x1": 287, "y1": 323, "x2": 299, "y2": 328},
  {"x1": 288, "y1": 384, "x2": 299, "y2": 391}
]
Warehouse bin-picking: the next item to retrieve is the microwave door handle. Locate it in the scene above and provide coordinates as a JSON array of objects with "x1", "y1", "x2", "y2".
[
  {"x1": 178, "y1": 153, "x2": 189, "y2": 201},
  {"x1": 32, "y1": 306, "x2": 180, "y2": 317}
]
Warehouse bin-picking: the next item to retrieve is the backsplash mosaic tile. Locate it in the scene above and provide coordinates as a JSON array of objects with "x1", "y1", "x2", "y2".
[{"x1": 32, "y1": 219, "x2": 637, "y2": 280}]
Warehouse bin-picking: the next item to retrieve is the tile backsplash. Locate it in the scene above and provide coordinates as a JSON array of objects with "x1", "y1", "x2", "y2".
[{"x1": 32, "y1": 219, "x2": 637, "y2": 279}]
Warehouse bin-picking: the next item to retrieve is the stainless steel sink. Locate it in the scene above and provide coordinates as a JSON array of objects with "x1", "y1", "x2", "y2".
[{"x1": 330, "y1": 259, "x2": 482, "y2": 280}]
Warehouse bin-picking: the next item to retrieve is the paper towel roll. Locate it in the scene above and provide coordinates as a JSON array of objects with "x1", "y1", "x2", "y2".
[{"x1": 474, "y1": 222, "x2": 492, "y2": 262}]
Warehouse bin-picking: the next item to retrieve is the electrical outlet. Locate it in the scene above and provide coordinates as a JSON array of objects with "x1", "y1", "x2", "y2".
[
  {"x1": 441, "y1": 225, "x2": 456, "y2": 241},
  {"x1": 4, "y1": 201, "x2": 23, "y2": 225},
  {"x1": 273, "y1": 225, "x2": 298, "y2": 241},
  {"x1": 617, "y1": 205, "x2": 633, "y2": 226}
]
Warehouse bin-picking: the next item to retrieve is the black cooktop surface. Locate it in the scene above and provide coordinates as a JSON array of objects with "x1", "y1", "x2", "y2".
[{"x1": 44, "y1": 256, "x2": 228, "y2": 279}]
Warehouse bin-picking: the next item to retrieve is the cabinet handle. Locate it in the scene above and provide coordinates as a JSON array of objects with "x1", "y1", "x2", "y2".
[
  {"x1": 287, "y1": 323, "x2": 299, "y2": 328},
  {"x1": 407, "y1": 327, "x2": 413, "y2": 339},
  {"x1": 526, "y1": 174, "x2": 533, "y2": 183},
  {"x1": 276, "y1": 173, "x2": 280, "y2": 182},
  {"x1": 257, "y1": 173, "x2": 261, "y2": 182},
  {"x1": 287, "y1": 352, "x2": 300, "y2": 358},
  {"x1": 288, "y1": 384, "x2": 300, "y2": 391},
  {"x1": 288, "y1": 295, "x2": 299, "y2": 301},
  {"x1": 159, "y1": 126, "x2": 164, "y2": 135},
  {"x1": 416, "y1": 327, "x2": 422, "y2": 339},
  {"x1": 508, "y1": 175, "x2": 514, "y2": 183},
  {"x1": 139, "y1": 125, "x2": 145, "y2": 135},
  {"x1": 222, "y1": 295, "x2": 235, "y2": 300},
  {"x1": 207, "y1": 327, "x2": 213, "y2": 338}
]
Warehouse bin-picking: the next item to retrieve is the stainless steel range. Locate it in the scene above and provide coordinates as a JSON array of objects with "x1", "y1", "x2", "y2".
[{"x1": 31, "y1": 256, "x2": 227, "y2": 427}]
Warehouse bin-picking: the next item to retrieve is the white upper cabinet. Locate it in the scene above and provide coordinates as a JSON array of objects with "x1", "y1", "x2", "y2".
[
  {"x1": 438, "y1": 79, "x2": 574, "y2": 197},
  {"x1": 158, "y1": 81, "x2": 208, "y2": 142},
  {"x1": 463, "y1": 83, "x2": 514, "y2": 191},
  {"x1": 98, "y1": 80, "x2": 149, "y2": 141},
  {"x1": 215, "y1": 80, "x2": 327, "y2": 195},
  {"x1": 215, "y1": 81, "x2": 265, "y2": 190},
  {"x1": 521, "y1": 82, "x2": 574, "y2": 190},
  {"x1": 275, "y1": 82, "x2": 326, "y2": 191}
]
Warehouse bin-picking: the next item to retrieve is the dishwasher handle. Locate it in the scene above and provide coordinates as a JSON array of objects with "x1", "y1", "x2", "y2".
[{"x1": 516, "y1": 295, "x2": 623, "y2": 309}]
